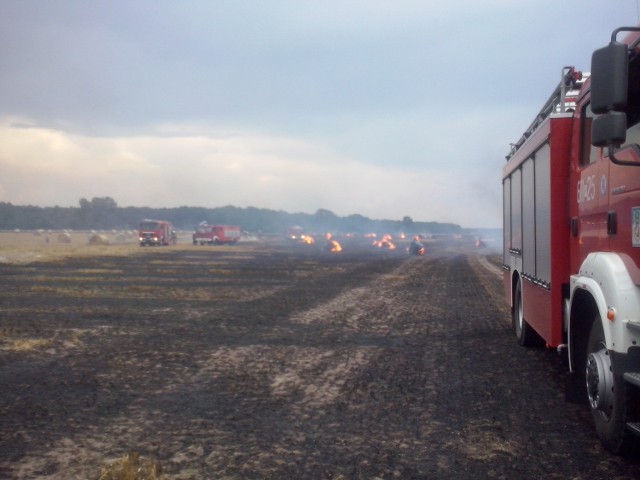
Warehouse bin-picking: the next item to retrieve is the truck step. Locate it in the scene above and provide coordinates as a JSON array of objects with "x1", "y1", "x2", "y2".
[
  {"x1": 626, "y1": 320, "x2": 640, "y2": 333},
  {"x1": 626, "y1": 422, "x2": 640, "y2": 436},
  {"x1": 624, "y1": 374, "x2": 640, "y2": 438},
  {"x1": 624, "y1": 372, "x2": 640, "y2": 388}
]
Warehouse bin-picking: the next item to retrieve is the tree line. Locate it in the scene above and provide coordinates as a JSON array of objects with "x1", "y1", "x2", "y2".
[{"x1": 0, "y1": 197, "x2": 462, "y2": 235}]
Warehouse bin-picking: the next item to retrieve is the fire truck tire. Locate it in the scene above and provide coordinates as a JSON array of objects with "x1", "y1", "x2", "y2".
[
  {"x1": 513, "y1": 278, "x2": 542, "y2": 347},
  {"x1": 586, "y1": 317, "x2": 639, "y2": 455}
]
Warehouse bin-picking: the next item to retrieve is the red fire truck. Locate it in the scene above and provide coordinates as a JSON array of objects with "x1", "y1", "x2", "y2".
[
  {"x1": 138, "y1": 219, "x2": 176, "y2": 246},
  {"x1": 503, "y1": 26, "x2": 640, "y2": 454},
  {"x1": 192, "y1": 223, "x2": 241, "y2": 245}
]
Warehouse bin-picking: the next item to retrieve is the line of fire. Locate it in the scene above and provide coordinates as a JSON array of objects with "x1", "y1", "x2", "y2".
[{"x1": 136, "y1": 218, "x2": 491, "y2": 255}]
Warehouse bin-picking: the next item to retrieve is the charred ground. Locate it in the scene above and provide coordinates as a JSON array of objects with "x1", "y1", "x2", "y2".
[{"x1": 0, "y1": 237, "x2": 639, "y2": 479}]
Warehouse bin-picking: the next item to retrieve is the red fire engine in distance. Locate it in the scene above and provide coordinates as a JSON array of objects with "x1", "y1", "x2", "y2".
[
  {"x1": 138, "y1": 219, "x2": 176, "y2": 247},
  {"x1": 192, "y1": 223, "x2": 241, "y2": 245}
]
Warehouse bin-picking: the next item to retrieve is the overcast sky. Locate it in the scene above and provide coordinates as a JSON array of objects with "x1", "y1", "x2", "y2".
[{"x1": 0, "y1": 1, "x2": 637, "y2": 228}]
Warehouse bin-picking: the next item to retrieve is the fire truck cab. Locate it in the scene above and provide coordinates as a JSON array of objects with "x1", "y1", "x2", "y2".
[
  {"x1": 138, "y1": 219, "x2": 176, "y2": 247},
  {"x1": 503, "y1": 26, "x2": 640, "y2": 454}
]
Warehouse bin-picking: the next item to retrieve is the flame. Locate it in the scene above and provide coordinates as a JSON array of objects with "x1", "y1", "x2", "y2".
[
  {"x1": 372, "y1": 234, "x2": 396, "y2": 250},
  {"x1": 324, "y1": 232, "x2": 342, "y2": 252},
  {"x1": 301, "y1": 235, "x2": 315, "y2": 245},
  {"x1": 328, "y1": 239, "x2": 342, "y2": 252}
]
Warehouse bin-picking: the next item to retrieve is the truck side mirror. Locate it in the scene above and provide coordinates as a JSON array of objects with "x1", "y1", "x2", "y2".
[
  {"x1": 590, "y1": 41, "x2": 628, "y2": 114},
  {"x1": 591, "y1": 111, "x2": 627, "y2": 147}
]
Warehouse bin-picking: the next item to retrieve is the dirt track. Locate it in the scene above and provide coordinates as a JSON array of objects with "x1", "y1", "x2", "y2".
[{"x1": 1, "y1": 237, "x2": 639, "y2": 479}]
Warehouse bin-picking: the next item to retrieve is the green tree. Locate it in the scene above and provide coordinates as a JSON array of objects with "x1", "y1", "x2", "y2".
[{"x1": 78, "y1": 197, "x2": 119, "y2": 228}]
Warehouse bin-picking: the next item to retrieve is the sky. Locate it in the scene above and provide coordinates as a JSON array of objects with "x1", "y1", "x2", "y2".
[{"x1": 0, "y1": 1, "x2": 637, "y2": 228}]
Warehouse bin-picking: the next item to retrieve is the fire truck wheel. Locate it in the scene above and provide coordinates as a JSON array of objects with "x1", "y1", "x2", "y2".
[
  {"x1": 513, "y1": 278, "x2": 541, "y2": 347},
  {"x1": 586, "y1": 317, "x2": 639, "y2": 455}
]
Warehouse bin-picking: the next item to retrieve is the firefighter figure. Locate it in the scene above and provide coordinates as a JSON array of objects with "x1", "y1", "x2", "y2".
[{"x1": 408, "y1": 236, "x2": 425, "y2": 256}]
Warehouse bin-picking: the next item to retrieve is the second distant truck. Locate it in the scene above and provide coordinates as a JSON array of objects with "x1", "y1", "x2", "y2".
[{"x1": 192, "y1": 223, "x2": 241, "y2": 245}]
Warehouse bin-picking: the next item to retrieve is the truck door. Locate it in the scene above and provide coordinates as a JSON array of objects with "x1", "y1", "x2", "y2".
[
  {"x1": 607, "y1": 120, "x2": 640, "y2": 262},
  {"x1": 573, "y1": 102, "x2": 610, "y2": 268}
]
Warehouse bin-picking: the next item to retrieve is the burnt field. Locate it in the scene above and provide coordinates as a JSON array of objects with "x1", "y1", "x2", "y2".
[{"x1": 1, "y1": 236, "x2": 639, "y2": 479}]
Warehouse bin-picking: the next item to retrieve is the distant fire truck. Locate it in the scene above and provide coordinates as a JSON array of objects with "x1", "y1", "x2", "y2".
[
  {"x1": 138, "y1": 219, "x2": 176, "y2": 246},
  {"x1": 502, "y1": 26, "x2": 640, "y2": 454},
  {"x1": 192, "y1": 223, "x2": 241, "y2": 245}
]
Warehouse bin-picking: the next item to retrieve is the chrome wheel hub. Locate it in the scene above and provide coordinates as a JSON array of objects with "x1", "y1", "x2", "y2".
[{"x1": 586, "y1": 348, "x2": 614, "y2": 419}]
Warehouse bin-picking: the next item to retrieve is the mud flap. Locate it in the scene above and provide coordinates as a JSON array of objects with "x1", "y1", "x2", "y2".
[{"x1": 565, "y1": 372, "x2": 588, "y2": 405}]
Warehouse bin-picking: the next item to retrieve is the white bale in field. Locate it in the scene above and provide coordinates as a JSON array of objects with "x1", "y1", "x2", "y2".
[
  {"x1": 115, "y1": 233, "x2": 128, "y2": 244},
  {"x1": 57, "y1": 232, "x2": 72, "y2": 243},
  {"x1": 88, "y1": 234, "x2": 109, "y2": 245}
]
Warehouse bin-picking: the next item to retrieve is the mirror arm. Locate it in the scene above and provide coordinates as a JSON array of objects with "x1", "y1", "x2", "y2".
[{"x1": 611, "y1": 26, "x2": 640, "y2": 43}]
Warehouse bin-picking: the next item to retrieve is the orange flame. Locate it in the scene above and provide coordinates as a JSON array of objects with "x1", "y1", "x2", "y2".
[
  {"x1": 372, "y1": 234, "x2": 396, "y2": 250},
  {"x1": 328, "y1": 239, "x2": 342, "y2": 252},
  {"x1": 324, "y1": 233, "x2": 342, "y2": 252}
]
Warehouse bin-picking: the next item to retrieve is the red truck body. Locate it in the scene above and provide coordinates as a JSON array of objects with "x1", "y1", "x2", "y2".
[
  {"x1": 192, "y1": 224, "x2": 241, "y2": 245},
  {"x1": 502, "y1": 27, "x2": 640, "y2": 454},
  {"x1": 138, "y1": 219, "x2": 176, "y2": 246}
]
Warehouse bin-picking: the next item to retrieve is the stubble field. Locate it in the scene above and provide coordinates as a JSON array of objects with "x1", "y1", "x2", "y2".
[{"x1": 0, "y1": 231, "x2": 639, "y2": 479}]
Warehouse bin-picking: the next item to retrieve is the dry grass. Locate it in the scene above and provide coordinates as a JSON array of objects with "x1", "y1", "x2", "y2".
[
  {"x1": 0, "y1": 230, "x2": 261, "y2": 265},
  {"x1": 0, "y1": 230, "x2": 136, "y2": 264},
  {"x1": 0, "y1": 230, "x2": 197, "y2": 264},
  {"x1": 7, "y1": 338, "x2": 53, "y2": 351},
  {"x1": 0, "y1": 327, "x2": 53, "y2": 352},
  {"x1": 98, "y1": 452, "x2": 162, "y2": 480},
  {"x1": 1, "y1": 328, "x2": 87, "y2": 353}
]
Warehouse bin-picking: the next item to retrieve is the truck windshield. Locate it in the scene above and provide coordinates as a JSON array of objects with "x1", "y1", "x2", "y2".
[
  {"x1": 624, "y1": 51, "x2": 640, "y2": 147},
  {"x1": 140, "y1": 222, "x2": 160, "y2": 230}
]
